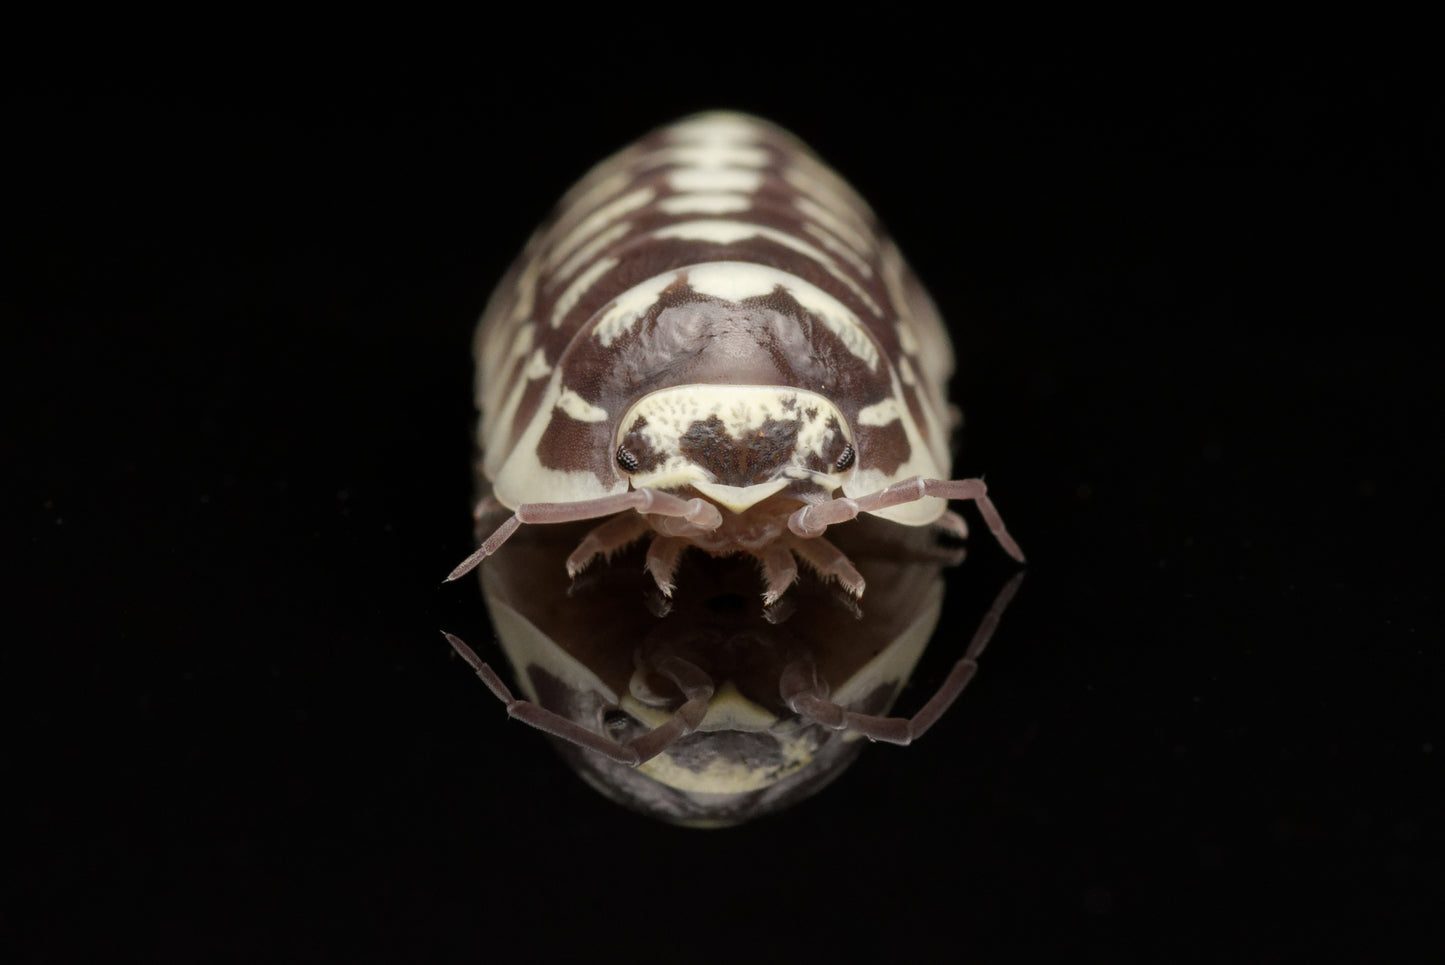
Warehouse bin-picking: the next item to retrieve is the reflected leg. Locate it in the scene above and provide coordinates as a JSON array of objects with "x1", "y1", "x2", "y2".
[
  {"x1": 444, "y1": 632, "x2": 715, "y2": 766},
  {"x1": 776, "y1": 571, "x2": 1024, "y2": 745}
]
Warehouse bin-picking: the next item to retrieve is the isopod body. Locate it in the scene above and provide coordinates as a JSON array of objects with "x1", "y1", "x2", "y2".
[{"x1": 450, "y1": 111, "x2": 1022, "y2": 603}]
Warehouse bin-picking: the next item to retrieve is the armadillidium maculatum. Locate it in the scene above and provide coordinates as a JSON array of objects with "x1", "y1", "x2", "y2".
[
  {"x1": 441, "y1": 112, "x2": 1028, "y2": 821},
  {"x1": 446, "y1": 111, "x2": 1023, "y2": 604}
]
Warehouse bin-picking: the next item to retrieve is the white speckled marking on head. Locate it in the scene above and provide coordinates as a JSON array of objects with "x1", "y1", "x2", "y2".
[{"x1": 620, "y1": 384, "x2": 852, "y2": 493}]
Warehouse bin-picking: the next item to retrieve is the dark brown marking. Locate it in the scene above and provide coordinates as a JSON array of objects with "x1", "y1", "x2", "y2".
[
  {"x1": 537, "y1": 406, "x2": 614, "y2": 478},
  {"x1": 854, "y1": 421, "x2": 911, "y2": 477},
  {"x1": 676, "y1": 415, "x2": 803, "y2": 488}
]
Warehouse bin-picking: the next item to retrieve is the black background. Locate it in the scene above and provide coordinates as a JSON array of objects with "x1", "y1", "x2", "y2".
[{"x1": 9, "y1": 43, "x2": 1440, "y2": 961}]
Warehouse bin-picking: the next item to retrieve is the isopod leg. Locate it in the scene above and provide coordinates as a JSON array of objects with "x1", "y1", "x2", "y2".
[
  {"x1": 444, "y1": 632, "x2": 641, "y2": 765},
  {"x1": 445, "y1": 488, "x2": 723, "y2": 583},
  {"x1": 776, "y1": 570, "x2": 1023, "y2": 745},
  {"x1": 567, "y1": 513, "x2": 653, "y2": 578},
  {"x1": 444, "y1": 633, "x2": 716, "y2": 767},
  {"x1": 446, "y1": 515, "x2": 520, "y2": 582},
  {"x1": 625, "y1": 654, "x2": 715, "y2": 764},
  {"x1": 644, "y1": 536, "x2": 690, "y2": 598},
  {"x1": 787, "y1": 476, "x2": 1024, "y2": 563},
  {"x1": 755, "y1": 542, "x2": 799, "y2": 607},
  {"x1": 782, "y1": 532, "x2": 865, "y2": 598}
]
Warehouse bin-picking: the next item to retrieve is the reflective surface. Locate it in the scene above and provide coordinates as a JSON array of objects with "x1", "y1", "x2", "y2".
[
  {"x1": 469, "y1": 513, "x2": 1012, "y2": 825},
  {"x1": 13, "y1": 58, "x2": 1439, "y2": 960}
]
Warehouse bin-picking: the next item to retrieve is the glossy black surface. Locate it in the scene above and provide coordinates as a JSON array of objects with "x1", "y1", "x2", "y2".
[{"x1": 11, "y1": 50, "x2": 1438, "y2": 961}]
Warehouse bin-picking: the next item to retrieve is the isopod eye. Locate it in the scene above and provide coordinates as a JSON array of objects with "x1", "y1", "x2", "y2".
[
  {"x1": 603, "y1": 709, "x2": 633, "y2": 733},
  {"x1": 834, "y1": 444, "x2": 856, "y2": 472},
  {"x1": 616, "y1": 446, "x2": 640, "y2": 473}
]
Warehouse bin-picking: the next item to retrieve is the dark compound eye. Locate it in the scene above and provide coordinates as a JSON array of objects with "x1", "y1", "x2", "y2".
[
  {"x1": 603, "y1": 709, "x2": 634, "y2": 733},
  {"x1": 616, "y1": 446, "x2": 640, "y2": 473},
  {"x1": 834, "y1": 443, "x2": 856, "y2": 472}
]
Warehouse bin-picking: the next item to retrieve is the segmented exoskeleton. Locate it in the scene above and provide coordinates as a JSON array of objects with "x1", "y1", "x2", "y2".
[{"x1": 448, "y1": 111, "x2": 1023, "y2": 604}]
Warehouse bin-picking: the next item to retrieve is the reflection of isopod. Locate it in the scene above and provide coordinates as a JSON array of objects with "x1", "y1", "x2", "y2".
[
  {"x1": 447, "y1": 516, "x2": 1023, "y2": 827},
  {"x1": 448, "y1": 111, "x2": 1023, "y2": 605}
]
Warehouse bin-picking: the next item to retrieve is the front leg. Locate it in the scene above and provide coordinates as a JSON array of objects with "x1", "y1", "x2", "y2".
[
  {"x1": 788, "y1": 476, "x2": 1024, "y2": 563},
  {"x1": 446, "y1": 488, "x2": 722, "y2": 583}
]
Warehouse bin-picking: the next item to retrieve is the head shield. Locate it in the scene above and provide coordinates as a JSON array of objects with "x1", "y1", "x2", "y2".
[{"x1": 616, "y1": 384, "x2": 854, "y2": 512}]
